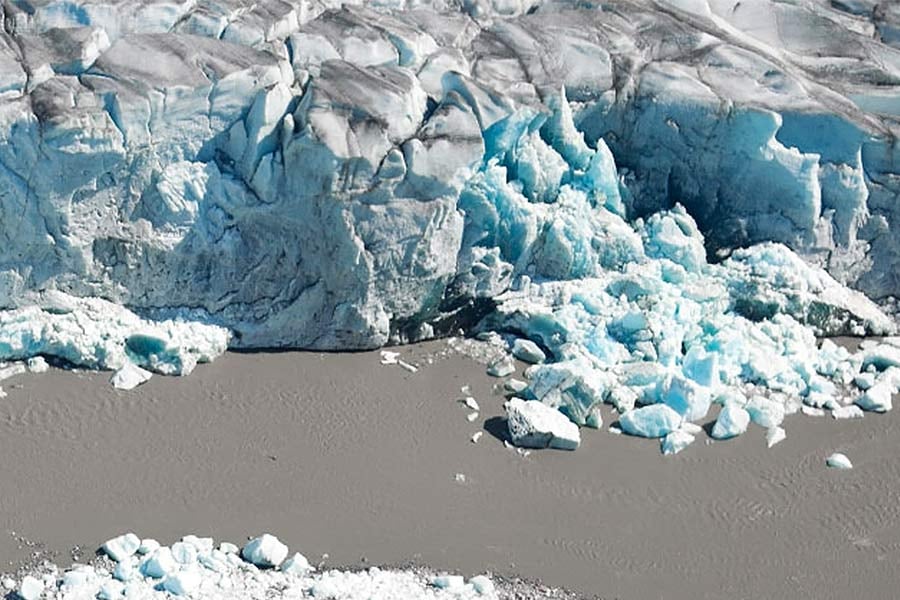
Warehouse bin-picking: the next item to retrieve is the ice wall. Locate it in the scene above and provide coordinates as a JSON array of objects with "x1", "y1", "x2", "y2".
[{"x1": 0, "y1": 0, "x2": 897, "y2": 366}]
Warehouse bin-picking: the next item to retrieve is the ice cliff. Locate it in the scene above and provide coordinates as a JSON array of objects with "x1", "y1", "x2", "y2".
[{"x1": 0, "y1": 0, "x2": 898, "y2": 411}]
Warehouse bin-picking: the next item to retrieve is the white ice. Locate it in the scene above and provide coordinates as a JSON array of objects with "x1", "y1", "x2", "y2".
[
  {"x1": 505, "y1": 397, "x2": 580, "y2": 450},
  {"x1": 826, "y1": 453, "x2": 854, "y2": 469}
]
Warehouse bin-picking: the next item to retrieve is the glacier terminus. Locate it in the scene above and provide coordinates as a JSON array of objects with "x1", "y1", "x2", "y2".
[{"x1": 0, "y1": 0, "x2": 898, "y2": 451}]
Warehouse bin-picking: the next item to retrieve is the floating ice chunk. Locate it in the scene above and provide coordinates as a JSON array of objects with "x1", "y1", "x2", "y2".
[
  {"x1": 608, "y1": 386, "x2": 638, "y2": 413},
  {"x1": 504, "y1": 397, "x2": 580, "y2": 450},
  {"x1": 218, "y1": 542, "x2": 239, "y2": 554},
  {"x1": 682, "y1": 347, "x2": 719, "y2": 387},
  {"x1": 113, "y1": 558, "x2": 136, "y2": 582},
  {"x1": 585, "y1": 405, "x2": 603, "y2": 429},
  {"x1": 226, "y1": 552, "x2": 244, "y2": 568},
  {"x1": 0, "y1": 363, "x2": 26, "y2": 381},
  {"x1": 511, "y1": 339, "x2": 545, "y2": 364},
  {"x1": 462, "y1": 397, "x2": 480, "y2": 411},
  {"x1": 487, "y1": 356, "x2": 515, "y2": 377},
  {"x1": 832, "y1": 405, "x2": 864, "y2": 419},
  {"x1": 241, "y1": 534, "x2": 288, "y2": 568},
  {"x1": 163, "y1": 568, "x2": 201, "y2": 596},
  {"x1": 103, "y1": 533, "x2": 141, "y2": 562},
  {"x1": 61, "y1": 566, "x2": 95, "y2": 589},
  {"x1": 661, "y1": 430, "x2": 695, "y2": 455},
  {"x1": 138, "y1": 539, "x2": 160, "y2": 555},
  {"x1": 198, "y1": 551, "x2": 229, "y2": 574},
  {"x1": 110, "y1": 363, "x2": 152, "y2": 390},
  {"x1": 746, "y1": 396, "x2": 785, "y2": 428},
  {"x1": 676, "y1": 422, "x2": 700, "y2": 436},
  {"x1": 855, "y1": 381, "x2": 894, "y2": 413},
  {"x1": 97, "y1": 580, "x2": 124, "y2": 599},
  {"x1": 801, "y1": 405, "x2": 826, "y2": 417},
  {"x1": 467, "y1": 411, "x2": 479, "y2": 422},
  {"x1": 659, "y1": 375, "x2": 711, "y2": 422},
  {"x1": 26, "y1": 356, "x2": 48, "y2": 373},
  {"x1": 711, "y1": 404, "x2": 751, "y2": 439},
  {"x1": 141, "y1": 547, "x2": 177, "y2": 578},
  {"x1": 469, "y1": 575, "x2": 495, "y2": 595},
  {"x1": 17, "y1": 576, "x2": 43, "y2": 600},
  {"x1": 809, "y1": 375, "x2": 838, "y2": 397},
  {"x1": 826, "y1": 453, "x2": 853, "y2": 469},
  {"x1": 806, "y1": 391, "x2": 837, "y2": 409},
  {"x1": 766, "y1": 426, "x2": 786, "y2": 448},
  {"x1": 431, "y1": 575, "x2": 464, "y2": 590},
  {"x1": 816, "y1": 339, "x2": 850, "y2": 377},
  {"x1": 618, "y1": 404, "x2": 683, "y2": 438},
  {"x1": 380, "y1": 351, "x2": 400, "y2": 365},
  {"x1": 281, "y1": 553, "x2": 313, "y2": 576},
  {"x1": 525, "y1": 358, "x2": 611, "y2": 425},
  {"x1": 854, "y1": 373, "x2": 876, "y2": 390},
  {"x1": 171, "y1": 541, "x2": 198, "y2": 564},
  {"x1": 504, "y1": 378, "x2": 528, "y2": 394},
  {"x1": 610, "y1": 311, "x2": 648, "y2": 337},
  {"x1": 862, "y1": 344, "x2": 900, "y2": 370},
  {"x1": 398, "y1": 360, "x2": 418, "y2": 373},
  {"x1": 181, "y1": 535, "x2": 213, "y2": 553},
  {"x1": 455, "y1": 473, "x2": 466, "y2": 483},
  {"x1": 471, "y1": 432, "x2": 483, "y2": 443}
]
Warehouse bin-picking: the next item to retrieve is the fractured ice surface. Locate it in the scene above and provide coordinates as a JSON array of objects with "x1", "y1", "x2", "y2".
[
  {"x1": 0, "y1": 0, "x2": 898, "y2": 353},
  {"x1": 17, "y1": 533, "x2": 502, "y2": 599},
  {"x1": 0, "y1": 293, "x2": 228, "y2": 374},
  {"x1": 0, "y1": 0, "x2": 897, "y2": 452}
]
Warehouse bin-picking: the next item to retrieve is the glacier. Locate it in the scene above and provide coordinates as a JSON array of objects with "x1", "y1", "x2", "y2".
[{"x1": 0, "y1": 0, "x2": 898, "y2": 449}]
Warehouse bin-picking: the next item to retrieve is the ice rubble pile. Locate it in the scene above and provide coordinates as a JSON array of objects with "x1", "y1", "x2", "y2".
[
  {"x1": 0, "y1": 293, "x2": 228, "y2": 375},
  {"x1": 488, "y1": 202, "x2": 900, "y2": 451},
  {"x1": 7, "y1": 533, "x2": 497, "y2": 600},
  {"x1": 0, "y1": 0, "x2": 897, "y2": 362}
]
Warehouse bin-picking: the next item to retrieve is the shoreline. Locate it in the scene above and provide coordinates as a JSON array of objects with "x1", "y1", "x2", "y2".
[{"x1": 1, "y1": 340, "x2": 898, "y2": 599}]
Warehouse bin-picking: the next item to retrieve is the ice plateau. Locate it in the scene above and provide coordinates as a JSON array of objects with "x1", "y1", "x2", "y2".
[{"x1": 0, "y1": 0, "x2": 898, "y2": 451}]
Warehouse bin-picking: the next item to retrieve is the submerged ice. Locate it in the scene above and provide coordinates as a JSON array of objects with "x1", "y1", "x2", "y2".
[{"x1": 0, "y1": 0, "x2": 896, "y2": 450}]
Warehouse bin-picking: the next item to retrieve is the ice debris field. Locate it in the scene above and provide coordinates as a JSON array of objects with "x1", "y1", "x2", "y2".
[
  {"x1": 0, "y1": 0, "x2": 899, "y2": 456},
  {"x1": 4, "y1": 533, "x2": 499, "y2": 600}
]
